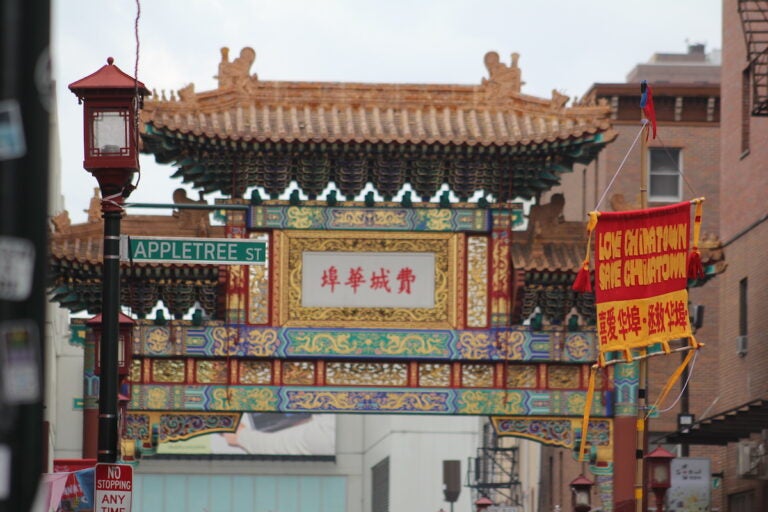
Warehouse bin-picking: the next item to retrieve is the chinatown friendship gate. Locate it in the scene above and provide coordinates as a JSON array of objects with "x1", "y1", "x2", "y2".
[{"x1": 49, "y1": 47, "x2": 683, "y2": 509}]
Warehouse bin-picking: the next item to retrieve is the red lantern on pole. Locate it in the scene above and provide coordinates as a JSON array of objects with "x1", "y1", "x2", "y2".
[
  {"x1": 88, "y1": 312, "x2": 135, "y2": 376},
  {"x1": 70, "y1": 57, "x2": 148, "y2": 464},
  {"x1": 646, "y1": 445, "x2": 676, "y2": 512},
  {"x1": 68, "y1": 57, "x2": 149, "y2": 208},
  {"x1": 569, "y1": 474, "x2": 594, "y2": 512}
]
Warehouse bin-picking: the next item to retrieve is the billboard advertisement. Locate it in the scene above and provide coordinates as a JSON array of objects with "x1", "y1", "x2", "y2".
[{"x1": 157, "y1": 413, "x2": 335, "y2": 457}]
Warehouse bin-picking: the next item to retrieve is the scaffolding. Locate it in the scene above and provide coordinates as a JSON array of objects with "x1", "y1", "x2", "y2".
[
  {"x1": 467, "y1": 422, "x2": 524, "y2": 509},
  {"x1": 739, "y1": 0, "x2": 768, "y2": 115}
]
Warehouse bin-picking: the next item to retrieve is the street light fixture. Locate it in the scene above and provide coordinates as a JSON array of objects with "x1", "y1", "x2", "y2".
[
  {"x1": 646, "y1": 445, "x2": 676, "y2": 512},
  {"x1": 69, "y1": 58, "x2": 148, "y2": 463},
  {"x1": 88, "y1": 312, "x2": 135, "y2": 377},
  {"x1": 569, "y1": 474, "x2": 594, "y2": 512}
]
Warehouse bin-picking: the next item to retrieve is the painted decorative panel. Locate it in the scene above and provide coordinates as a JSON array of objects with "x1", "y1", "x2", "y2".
[
  {"x1": 248, "y1": 233, "x2": 270, "y2": 324},
  {"x1": 249, "y1": 204, "x2": 492, "y2": 232},
  {"x1": 284, "y1": 328, "x2": 452, "y2": 358},
  {"x1": 491, "y1": 416, "x2": 613, "y2": 449},
  {"x1": 466, "y1": 236, "x2": 489, "y2": 328},
  {"x1": 130, "y1": 384, "x2": 612, "y2": 416},
  {"x1": 134, "y1": 323, "x2": 598, "y2": 363}
]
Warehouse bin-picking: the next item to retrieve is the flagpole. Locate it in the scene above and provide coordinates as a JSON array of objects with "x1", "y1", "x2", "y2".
[{"x1": 635, "y1": 103, "x2": 650, "y2": 512}]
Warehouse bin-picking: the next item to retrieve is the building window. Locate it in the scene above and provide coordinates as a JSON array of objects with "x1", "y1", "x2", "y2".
[
  {"x1": 372, "y1": 457, "x2": 389, "y2": 512},
  {"x1": 741, "y1": 66, "x2": 751, "y2": 156},
  {"x1": 648, "y1": 148, "x2": 682, "y2": 202},
  {"x1": 739, "y1": 278, "x2": 748, "y2": 336}
]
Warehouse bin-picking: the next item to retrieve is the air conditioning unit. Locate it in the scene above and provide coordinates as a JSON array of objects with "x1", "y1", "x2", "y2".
[
  {"x1": 737, "y1": 441, "x2": 767, "y2": 478},
  {"x1": 736, "y1": 335, "x2": 748, "y2": 357}
]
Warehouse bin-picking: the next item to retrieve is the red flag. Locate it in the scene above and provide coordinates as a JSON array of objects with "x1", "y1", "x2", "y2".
[{"x1": 640, "y1": 80, "x2": 657, "y2": 139}]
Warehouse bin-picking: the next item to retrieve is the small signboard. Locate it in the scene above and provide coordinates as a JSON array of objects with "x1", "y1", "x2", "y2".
[
  {"x1": 95, "y1": 463, "x2": 132, "y2": 512},
  {"x1": 667, "y1": 457, "x2": 711, "y2": 512},
  {"x1": 120, "y1": 236, "x2": 266, "y2": 265}
]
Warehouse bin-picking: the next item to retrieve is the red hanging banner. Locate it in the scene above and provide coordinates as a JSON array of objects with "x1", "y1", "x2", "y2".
[{"x1": 591, "y1": 201, "x2": 696, "y2": 364}]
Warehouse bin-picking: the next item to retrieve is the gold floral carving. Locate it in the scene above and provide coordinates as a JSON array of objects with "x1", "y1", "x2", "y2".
[
  {"x1": 282, "y1": 361, "x2": 315, "y2": 385},
  {"x1": 467, "y1": 236, "x2": 488, "y2": 328},
  {"x1": 239, "y1": 361, "x2": 272, "y2": 384},
  {"x1": 279, "y1": 231, "x2": 458, "y2": 328},
  {"x1": 196, "y1": 360, "x2": 228, "y2": 384},
  {"x1": 152, "y1": 360, "x2": 185, "y2": 383},
  {"x1": 418, "y1": 363, "x2": 451, "y2": 387},
  {"x1": 490, "y1": 221, "x2": 511, "y2": 324},
  {"x1": 462, "y1": 363, "x2": 494, "y2": 388},
  {"x1": 248, "y1": 233, "x2": 270, "y2": 324},
  {"x1": 129, "y1": 359, "x2": 142, "y2": 383},
  {"x1": 547, "y1": 365, "x2": 581, "y2": 389},
  {"x1": 506, "y1": 365, "x2": 538, "y2": 388},
  {"x1": 325, "y1": 362, "x2": 408, "y2": 386}
]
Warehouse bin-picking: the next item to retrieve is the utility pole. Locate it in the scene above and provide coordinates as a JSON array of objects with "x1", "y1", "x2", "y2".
[{"x1": 0, "y1": 0, "x2": 51, "y2": 510}]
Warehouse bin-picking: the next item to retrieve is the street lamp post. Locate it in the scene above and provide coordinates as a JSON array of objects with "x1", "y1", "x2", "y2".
[
  {"x1": 69, "y1": 58, "x2": 148, "y2": 463},
  {"x1": 646, "y1": 446, "x2": 676, "y2": 512}
]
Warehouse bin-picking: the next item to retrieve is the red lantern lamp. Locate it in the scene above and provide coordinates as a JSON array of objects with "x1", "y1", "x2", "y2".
[
  {"x1": 68, "y1": 58, "x2": 149, "y2": 208},
  {"x1": 88, "y1": 312, "x2": 135, "y2": 376},
  {"x1": 569, "y1": 474, "x2": 594, "y2": 512},
  {"x1": 646, "y1": 445, "x2": 676, "y2": 512}
]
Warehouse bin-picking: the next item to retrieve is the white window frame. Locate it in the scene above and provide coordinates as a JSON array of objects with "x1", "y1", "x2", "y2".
[{"x1": 648, "y1": 147, "x2": 682, "y2": 202}]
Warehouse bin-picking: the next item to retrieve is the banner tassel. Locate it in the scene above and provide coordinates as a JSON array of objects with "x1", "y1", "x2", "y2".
[
  {"x1": 687, "y1": 199, "x2": 705, "y2": 280},
  {"x1": 573, "y1": 212, "x2": 599, "y2": 293}
]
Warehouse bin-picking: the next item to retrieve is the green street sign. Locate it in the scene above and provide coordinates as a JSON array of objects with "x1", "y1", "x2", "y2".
[{"x1": 121, "y1": 236, "x2": 266, "y2": 265}]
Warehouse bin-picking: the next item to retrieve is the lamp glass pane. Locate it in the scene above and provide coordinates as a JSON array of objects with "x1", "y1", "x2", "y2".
[
  {"x1": 575, "y1": 490, "x2": 590, "y2": 505},
  {"x1": 652, "y1": 463, "x2": 669, "y2": 485},
  {"x1": 118, "y1": 333, "x2": 125, "y2": 367},
  {"x1": 90, "y1": 109, "x2": 130, "y2": 156}
]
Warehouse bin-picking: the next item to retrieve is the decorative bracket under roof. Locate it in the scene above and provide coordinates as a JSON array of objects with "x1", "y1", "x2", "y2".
[{"x1": 739, "y1": 0, "x2": 768, "y2": 115}]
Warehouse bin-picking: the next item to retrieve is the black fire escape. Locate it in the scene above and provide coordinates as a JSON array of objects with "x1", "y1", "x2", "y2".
[
  {"x1": 739, "y1": 1, "x2": 768, "y2": 115},
  {"x1": 467, "y1": 422, "x2": 524, "y2": 510}
]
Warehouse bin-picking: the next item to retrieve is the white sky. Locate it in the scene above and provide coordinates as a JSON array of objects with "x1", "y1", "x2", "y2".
[{"x1": 52, "y1": 0, "x2": 722, "y2": 224}]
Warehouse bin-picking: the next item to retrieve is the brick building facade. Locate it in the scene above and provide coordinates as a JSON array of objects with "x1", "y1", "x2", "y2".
[{"x1": 714, "y1": 1, "x2": 768, "y2": 510}]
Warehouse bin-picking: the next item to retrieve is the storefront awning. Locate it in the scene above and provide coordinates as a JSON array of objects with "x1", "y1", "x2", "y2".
[{"x1": 657, "y1": 398, "x2": 768, "y2": 446}]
